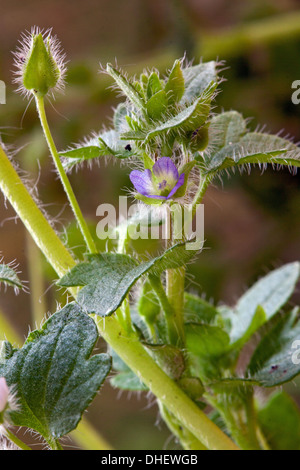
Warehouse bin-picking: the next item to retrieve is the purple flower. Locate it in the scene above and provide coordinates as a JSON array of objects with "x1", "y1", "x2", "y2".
[{"x1": 130, "y1": 157, "x2": 185, "y2": 200}]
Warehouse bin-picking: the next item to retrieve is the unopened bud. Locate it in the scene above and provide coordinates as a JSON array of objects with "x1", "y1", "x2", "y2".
[{"x1": 13, "y1": 27, "x2": 66, "y2": 98}]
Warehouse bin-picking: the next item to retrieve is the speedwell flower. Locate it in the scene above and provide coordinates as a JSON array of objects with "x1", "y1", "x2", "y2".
[{"x1": 130, "y1": 157, "x2": 185, "y2": 201}]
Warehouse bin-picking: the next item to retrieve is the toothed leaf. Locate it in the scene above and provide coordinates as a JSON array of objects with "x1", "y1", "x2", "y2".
[
  {"x1": 0, "y1": 303, "x2": 111, "y2": 443},
  {"x1": 145, "y1": 82, "x2": 216, "y2": 142},
  {"x1": 204, "y1": 132, "x2": 300, "y2": 173},
  {"x1": 221, "y1": 262, "x2": 300, "y2": 348},
  {"x1": 248, "y1": 308, "x2": 300, "y2": 387},
  {"x1": 58, "y1": 242, "x2": 198, "y2": 317}
]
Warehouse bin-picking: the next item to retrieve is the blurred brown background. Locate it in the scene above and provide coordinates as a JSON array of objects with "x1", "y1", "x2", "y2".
[{"x1": 1, "y1": 0, "x2": 300, "y2": 449}]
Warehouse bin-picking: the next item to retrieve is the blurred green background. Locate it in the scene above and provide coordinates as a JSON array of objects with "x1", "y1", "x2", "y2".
[{"x1": 1, "y1": 0, "x2": 300, "y2": 450}]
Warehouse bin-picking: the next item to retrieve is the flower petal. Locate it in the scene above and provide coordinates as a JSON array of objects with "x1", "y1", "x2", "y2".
[
  {"x1": 166, "y1": 173, "x2": 185, "y2": 199},
  {"x1": 152, "y1": 157, "x2": 178, "y2": 185},
  {"x1": 130, "y1": 169, "x2": 155, "y2": 196}
]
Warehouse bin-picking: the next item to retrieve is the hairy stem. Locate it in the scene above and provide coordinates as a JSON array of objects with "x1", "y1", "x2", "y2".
[
  {"x1": 191, "y1": 173, "x2": 211, "y2": 218},
  {"x1": 3, "y1": 429, "x2": 32, "y2": 450},
  {"x1": 158, "y1": 402, "x2": 207, "y2": 450},
  {"x1": 35, "y1": 95, "x2": 97, "y2": 254}
]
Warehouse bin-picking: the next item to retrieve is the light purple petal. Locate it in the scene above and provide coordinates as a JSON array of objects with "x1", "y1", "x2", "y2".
[
  {"x1": 130, "y1": 169, "x2": 155, "y2": 196},
  {"x1": 166, "y1": 173, "x2": 185, "y2": 199},
  {"x1": 145, "y1": 194, "x2": 168, "y2": 200},
  {"x1": 152, "y1": 157, "x2": 178, "y2": 184}
]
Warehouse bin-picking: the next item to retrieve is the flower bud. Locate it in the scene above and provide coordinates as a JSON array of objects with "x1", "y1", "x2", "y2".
[{"x1": 13, "y1": 27, "x2": 66, "y2": 98}]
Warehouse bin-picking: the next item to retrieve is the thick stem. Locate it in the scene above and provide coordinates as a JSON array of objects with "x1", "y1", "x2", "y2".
[
  {"x1": 35, "y1": 95, "x2": 97, "y2": 254},
  {"x1": 71, "y1": 418, "x2": 114, "y2": 450},
  {"x1": 0, "y1": 144, "x2": 238, "y2": 450},
  {"x1": 0, "y1": 145, "x2": 76, "y2": 278},
  {"x1": 95, "y1": 314, "x2": 238, "y2": 450},
  {"x1": 158, "y1": 402, "x2": 207, "y2": 451}
]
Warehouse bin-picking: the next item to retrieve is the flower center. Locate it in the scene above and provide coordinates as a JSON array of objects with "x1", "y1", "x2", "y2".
[{"x1": 157, "y1": 179, "x2": 171, "y2": 196}]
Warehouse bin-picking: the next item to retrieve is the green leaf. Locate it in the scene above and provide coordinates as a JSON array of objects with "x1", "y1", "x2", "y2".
[
  {"x1": 98, "y1": 130, "x2": 136, "y2": 158},
  {"x1": 184, "y1": 292, "x2": 219, "y2": 324},
  {"x1": 145, "y1": 82, "x2": 217, "y2": 142},
  {"x1": 0, "y1": 263, "x2": 23, "y2": 290},
  {"x1": 60, "y1": 130, "x2": 136, "y2": 170},
  {"x1": 165, "y1": 59, "x2": 185, "y2": 106},
  {"x1": 187, "y1": 125, "x2": 209, "y2": 153},
  {"x1": 185, "y1": 323, "x2": 230, "y2": 356},
  {"x1": 60, "y1": 146, "x2": 101, "y2": 169},
  {"x1": 177, "y1": 377, "x2": 204, "y2": 402},
  {"x1": 144, "y1": 343, "x2": 185, "y2": 380},
  {"x1": 58, "y1": 242, "x2": 198, "y2": 317},
  {"x1": 205, "y1": 132, "x2": 300, "y2": 173},
  {"x1": 181, "y1": 61, "x2": 217, "y2": 104},
  {"x1": 247, "y1": 308, "x2": 300, "y2": 387},
  {"x1": 258, "y1": 392, "x2": 300, "y2": 450},
  {"x1": 0, "y1": 303, "x2": 111, "y2": 443},
  {"x1": 109, "y1": 347, "x2": 148, "y2": 391},
  {"x1": 146, "y1": 72, "x2": 163, "y2": 99},
  {"x1": 209, "y1": 111, "x2": 247, "y2": 150},
  {"x1": 146, "y1": 90, "x2": 168, "y2": 120},
  {"x1": 110, "y1": 371, "x2": 147, "y2": 391},
  {"x1": 223, "y1": 262, "x2": 300, "y2": 348},
  {"x1": 106, "y1": 64, "x2": 145, "y2": 111}
]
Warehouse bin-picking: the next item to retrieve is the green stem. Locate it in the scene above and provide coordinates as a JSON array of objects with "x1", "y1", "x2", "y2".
[
  {"x1": 0, "y1": 144, "x2": 238, "y2": 450},
  {"x1": 4, "y1": 428, "x2": 32, "y2": 450},
  {"x1": 0, "y1": 307, "x2": 22, "y2": 346},
  {"x1": 165, "y1": 209, "x2": 186, "y2": 348},
  {"x1": 158, "y1": 402, "x2": 207, "y2": 451},
  {"x1": 0, "y1": 145, "x2": 76, "y2": 278},
  {"x1": 35, "y1": 95, "x2": 97, "y2": 254},
  {"x1": 166, "y1": 266, "x2": 186, "y2": 348},
  {"x1": 149, "y1": 274, "x2": 180, "y2": 346},
  {"x1": 47, "y1": 437, "x2": 63, "y2": 450},
  {"x1": 71, "y1": 417, "x2": 114, "y2": 450},
  {"x1": 26, "y1": 232, "x2": 47, "y2": 328},
  {"x1": 95, "y1": 314, "x2": 238, "y2": 450},
  {"x1": 191, "y1": 173, "x2": 211, "y2": 218}
]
